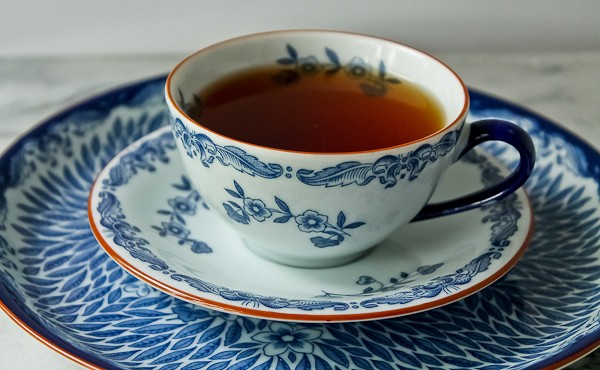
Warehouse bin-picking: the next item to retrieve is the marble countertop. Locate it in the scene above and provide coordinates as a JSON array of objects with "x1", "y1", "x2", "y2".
[{"x1": 0, "y1": 52, "x2": 598, "y2": 369}]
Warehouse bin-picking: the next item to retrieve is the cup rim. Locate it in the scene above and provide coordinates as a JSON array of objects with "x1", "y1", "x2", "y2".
[{"x1": 165, "y1": 29, "x2": 470, "y2": 155}]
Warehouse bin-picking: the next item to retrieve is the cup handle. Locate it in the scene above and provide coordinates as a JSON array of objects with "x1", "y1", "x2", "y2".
[{"x1": 412, "y1": 119, "x2": 535, "y2": 221}]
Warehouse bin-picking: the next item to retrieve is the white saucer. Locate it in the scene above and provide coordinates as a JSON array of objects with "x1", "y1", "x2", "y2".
[{"x1": 89, "y1": 126, "x2": 532, "y2": 322}]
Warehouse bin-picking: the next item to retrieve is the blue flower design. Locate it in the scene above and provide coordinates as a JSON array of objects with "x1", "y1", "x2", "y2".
[
  {"x1": 153, "y1": 177, "x2": 213, "y2": 253},
  {"x1": 223, "y1": 181, "x2": 364, "y2": 248},
  {"x1": 252, "y1": 322, "x2": 322, "y2": 356},
  {"x1": 162, "y1": 221, "x2": 189, "y2": 239},
  {"x1": 295, "y1": 210, "x2": 328, "y2": 233},
  {"x1": 168, "y1": 196, "x2": 196, "y2": 215},
  {"x1": 296, "y1": 55, "x2": 322, "y2": 75},
  {"x1": 273, "y1": 44, "x2": 400, "y2": 99},
  {"x1": 123, "y1": 283, "x2": 151, "y2": 297},
  {"x1": 357, "y1": 276, "x2": 377, "y2": 285},
  {"x1": 321, "y1": 263, "x2": 447, "y2": 298},
  {"x1": 243, "y1": 198, "x2": 272, "y2": 221},
  {"x1": 344, "y1": 57, "x2": 371, "y2": 79}
]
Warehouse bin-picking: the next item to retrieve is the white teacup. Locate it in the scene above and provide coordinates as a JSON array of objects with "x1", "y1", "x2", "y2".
[{"x1": 165, "y1": 30, "x2": 535, "y2": 268}]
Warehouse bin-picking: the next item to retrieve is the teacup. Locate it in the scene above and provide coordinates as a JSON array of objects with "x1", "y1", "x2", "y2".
[{"x1": 165, "y1": 30, "x2": 535, "y2": 268}]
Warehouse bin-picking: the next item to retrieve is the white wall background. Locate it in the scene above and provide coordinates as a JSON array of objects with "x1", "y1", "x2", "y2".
[{"x1": 1, "y1": 0, "x2": 599, "y2": 56}]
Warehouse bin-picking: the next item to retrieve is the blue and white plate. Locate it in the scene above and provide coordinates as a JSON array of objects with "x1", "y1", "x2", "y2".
[
  {"x1": 1, "y1": 76, "x2": 599, "y2": 369},
  {"x1": 88, "y1": 126, "x2": 532, "y2": 323}
]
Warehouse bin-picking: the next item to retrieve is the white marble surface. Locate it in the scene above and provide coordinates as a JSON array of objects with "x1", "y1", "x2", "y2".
[{"x1": 0, "y1": 52, "x2": 598, "y2": 369}]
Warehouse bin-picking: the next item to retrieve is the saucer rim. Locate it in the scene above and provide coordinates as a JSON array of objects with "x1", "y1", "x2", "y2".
[{"x1": 88, "y1": 125, "x2": 535, "y2": 323}]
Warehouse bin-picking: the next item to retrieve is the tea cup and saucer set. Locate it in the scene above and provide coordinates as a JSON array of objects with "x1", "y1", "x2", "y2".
[{"x1": 2, "y1": 31, "x2": 600, "y2": 369}]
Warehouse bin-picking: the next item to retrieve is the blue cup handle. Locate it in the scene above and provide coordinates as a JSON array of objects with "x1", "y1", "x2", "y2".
[{"x1": 412, "y1": 119, "x2": 536, "y2": 221}]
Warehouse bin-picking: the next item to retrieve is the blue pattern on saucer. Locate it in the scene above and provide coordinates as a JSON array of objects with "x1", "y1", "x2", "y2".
[
  {"x1": 152, "y1": 176, "x2": 212, "y2": 254},
  {"x1": 0, "y1": 77, "x2": 599, "y2": 369}
]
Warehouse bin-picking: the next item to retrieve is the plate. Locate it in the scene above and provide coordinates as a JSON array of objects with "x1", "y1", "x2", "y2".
[
  {"x1": 89, "y1": 126, "x2": 532, "y2": 322},
  {"x1": 1, "y1": 76, "x2": 599, "y2": 369}
]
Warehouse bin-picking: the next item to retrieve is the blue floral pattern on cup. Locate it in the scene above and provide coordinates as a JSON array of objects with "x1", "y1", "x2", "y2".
[
  {"x1": 297, "y1": 129, "x2": 461, "y2": 188},
  {"x1": 222, "y1": 180, "x2": 365, "y2": 248},
  {"x1": 274, "y1": 44, "x2": 401, "y2": 96},
  {"x1": 170, "y1": 43, "x2": 461, "y2": 189},
  {"x1": 170, "y1": 117, "x2": 284, "y2": 179},
  {"x1": 170, "y1": 116, "x2": 460, "y2": 188}
]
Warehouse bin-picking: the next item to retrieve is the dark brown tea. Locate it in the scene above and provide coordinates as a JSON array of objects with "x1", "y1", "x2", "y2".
[{"x1": 188, "y1": 65, "x2": 445, "y2": 152}]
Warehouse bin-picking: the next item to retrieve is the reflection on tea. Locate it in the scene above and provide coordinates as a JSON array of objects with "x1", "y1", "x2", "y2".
[{"x1": 188, "y1": 65, "x2": 445, "y2": 152}]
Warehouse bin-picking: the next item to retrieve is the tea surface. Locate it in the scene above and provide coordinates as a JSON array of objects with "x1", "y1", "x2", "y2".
[{"x1": 188, "y1": 66, "x2": 445, "y2": 152}]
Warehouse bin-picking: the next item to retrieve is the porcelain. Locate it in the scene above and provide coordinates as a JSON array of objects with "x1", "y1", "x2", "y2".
[
  {"x1": 89, "y1": 126, "x2": 532, "y2": 322},
  {"x1": 0, "y1": 77, "x2": 599, "y2": 369},
  {"x1": 165, "y1": 31, "x2": 535, "y2": 267}
]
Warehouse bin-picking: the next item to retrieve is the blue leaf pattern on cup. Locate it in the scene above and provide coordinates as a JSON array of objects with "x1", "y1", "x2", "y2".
[
  {"x1": 170, "y1": 121, "x2": 460, "y2": 188},
  {"x1": 170, "y1": 117, "x2": 284, "y2": 179},
  {"x1": 296, "y1": 129, "x2": 461, "y2": 188},
  {"x1": 274, "y1": 44, "x2": 400, "y2": 96},
  {"x1": 222, "y1": 181, "x2": 365, "y2": 248}
]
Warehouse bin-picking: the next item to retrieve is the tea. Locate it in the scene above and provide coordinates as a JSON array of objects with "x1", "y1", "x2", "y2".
[{"x1": 188, "y1": 65, "x2": 445, "y2": 152}]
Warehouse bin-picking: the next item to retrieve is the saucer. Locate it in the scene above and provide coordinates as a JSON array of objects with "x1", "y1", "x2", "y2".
[
  {"x1": 1, "y1": 76, "x2": 599, "y2": 369},
  {"x1": 89, "y1": 126, "x2": 533, "y2": 322}
]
